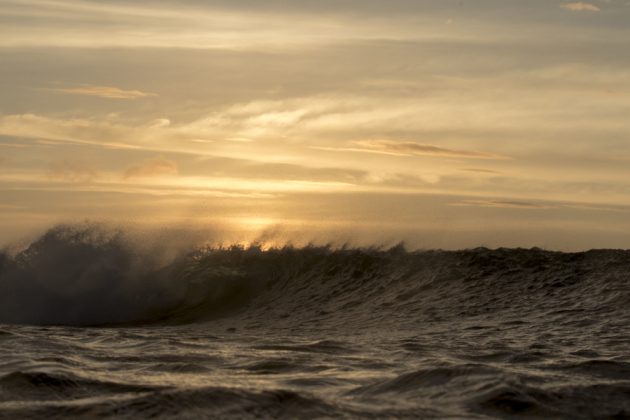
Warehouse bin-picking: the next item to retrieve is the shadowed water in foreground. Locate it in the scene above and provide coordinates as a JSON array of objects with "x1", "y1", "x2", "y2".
[{"x1": 1, "y1": 226, "x2": 630, "y2": 418}]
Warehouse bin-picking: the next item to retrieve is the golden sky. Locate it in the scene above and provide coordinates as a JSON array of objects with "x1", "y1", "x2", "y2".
[{"x1": 1, "y1": 0, "x2": 630, "y2": 249}]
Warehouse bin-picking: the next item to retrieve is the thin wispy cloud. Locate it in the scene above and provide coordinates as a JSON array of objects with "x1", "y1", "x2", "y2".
[
  {"x1": 50, "y1": 85, "x2": 156, "y2": 99},
  {"x1": 561, "y1": 2, "x2": 601, "y2": 12},
  {"x1": 0, "y1": 114, "x2": 148, "y2": 151},
  {"x1": 453, "y1": 199, "x2": 630, "y2": 213},
  {"x1": 0, "y1": 143, "x2": 30, "y2": 148},
  {"x1": 0, "y1": 204, "x2": 23, "y2": 210},
  {"x1": 46, "y1": 160, "x2": 100, "y2": 183},
  {"x1": 461, "y1": 168, "x2": 502, "y2": 174},
  {"x1": 453, "y1": 199, "x2": 550, "y2": 209},
  {"x1": 123, "y1": 157, "x2": 178, "y2": 179},
  {"x1": 321, "y1": 140, "x2": 510, "y2": 160}
]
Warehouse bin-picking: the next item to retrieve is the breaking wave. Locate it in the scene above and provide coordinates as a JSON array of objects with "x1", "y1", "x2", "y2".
[
  {"x1": 1, "y1": 224, "x2": 630, "y2": 327},
  {"x1": 2, "y1": 224, "x2": 630, "y2": 418}
]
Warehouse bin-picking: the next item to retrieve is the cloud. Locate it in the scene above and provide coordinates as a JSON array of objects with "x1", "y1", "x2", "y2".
[
  {"x1": 317, "y1": 140, "x2": 509, "y2": 160},
  {"x1": 461, "y1": 168, "x2": 502, "y2": 174},
  {"x1": 453, "y1": 199, "x2": 550, "y2": 209},
  {"x1": 453, "y1": 198, "x2": 630, "y2": 213},
  {"x1": 123, "y1": 157, "x2": 178, "y2": 179},
  {"x1": 0, "y1": 204, "x2": 24, "y2": 210},
  {"x1": 564, "y1": 202, "x2": 630, "y2": 213},
  {"x1": 561, "y1": 2, "x2": 601, "y2": 12},
  {"x1": 0, "y1": 0, "x2": 470, "y2": 50},
  {"x1": 51, "y1": 85, "x2": 156, "y2": 99},
  {"x1": 0, "y1": 142, "x2": 30, "y2": 148},
  {"x1": 47, "y1": 160, "x2": 100, "y2": 183},
  {"x1": 194, "y1": 157, "x2": 368, "y2": 183},
  {"x1": 0, "y1": 114, "x2": 149, "y2": 151}
]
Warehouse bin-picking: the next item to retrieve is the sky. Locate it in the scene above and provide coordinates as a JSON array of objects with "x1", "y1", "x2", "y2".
[{"x1": 1, "y1": 0, "x2": 630, "y2": 249}]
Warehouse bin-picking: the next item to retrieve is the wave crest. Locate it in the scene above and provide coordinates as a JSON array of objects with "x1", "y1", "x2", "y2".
[{"x1": 1, "y1": 224, "x2": 629, "y2": 327}]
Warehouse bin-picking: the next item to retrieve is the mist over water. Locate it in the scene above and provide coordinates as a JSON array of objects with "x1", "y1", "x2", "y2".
[{"x1": 1, "y1": 224, "x2": 630, "y2": 418}]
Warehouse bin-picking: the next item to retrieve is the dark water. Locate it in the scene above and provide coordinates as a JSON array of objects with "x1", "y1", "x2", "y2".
[{"x1": 1, "y1": 226, "x2": 630, "y2": 418}]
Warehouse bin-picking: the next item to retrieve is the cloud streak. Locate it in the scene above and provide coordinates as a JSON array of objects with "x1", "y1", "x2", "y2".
[
  {"x1": 317, "y1": 140, "x2": 509, "y2": 160},
  {"x1": 46, "y1": 160, "x2": 100, "y2": 183},
  {"x1": 453, "y1": 199, "x2": 551, "y2": 209},
  {"x1": 123, "y1": 157, "x2": 178, "y2": 179},
  {"x1": 452, "y1": 198, "x2": 630, "y2": 214},
  {"x1": 561, "y1": 2, "x2": 601, "y2": 12},
  {"x1": 51, "y1": 85, "x2": 156, "y2": 99},
  {"x1": 461, "y1": 168, "x2": 503, "y2": 174}
]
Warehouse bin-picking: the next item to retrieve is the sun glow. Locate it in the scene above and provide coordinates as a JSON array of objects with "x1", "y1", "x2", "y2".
[{"x1": 233, "y1": 217, "x2": 278, "y2": 231}]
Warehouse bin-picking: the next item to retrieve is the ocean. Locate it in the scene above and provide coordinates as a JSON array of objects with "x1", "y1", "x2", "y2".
[{"x1": 1, "y1": 226, "x2": 629, "y2": 418}]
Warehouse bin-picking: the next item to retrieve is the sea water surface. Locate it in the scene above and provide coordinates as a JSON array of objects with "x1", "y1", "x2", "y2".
[{"x1": 1, "y1": 226, "x2": 630, "y2": 418}]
